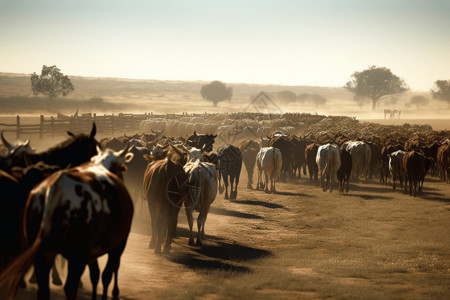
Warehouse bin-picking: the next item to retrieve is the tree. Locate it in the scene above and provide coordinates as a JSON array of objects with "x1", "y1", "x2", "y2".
[
  {"x1": 200, "y1": 81, "x2": 232, "y2": 106},
  {"x1": 345, "y1": 66, "x2": 408, "y2": 111},
  {"x1": 31, "y1": 65, "x2": 74, "y2": 99},
  {"x1": 431, "y1": 80, "x2": 450, "y2": 109},
  {"x1": 410, "y1": 95, "x2": 429, "y2": 109},
  {"x1": 274, "y1": 90, "x2": 297, "y2": 104}
]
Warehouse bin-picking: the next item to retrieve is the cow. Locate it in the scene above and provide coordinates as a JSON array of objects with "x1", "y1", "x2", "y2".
[
  {"x1": 437, "y1": 144, "x2": 450, "y2": 183},
  {"x1": 99, "y1": 136, "x2": 127, "y2": 152},
  {"x1": 290, "y1": 136, "x2": 307, "y2": 179},
  {"x1": 337, "y1": 146, "x2": 352, "y2": 193},
  {"x1": 380, "y1": 144, "x2": 402, "y2": 185},
  {"x1": 217, "y1": 144, "x2": 242, "y2": 200},
  {"x1": 239, "y1": 140, "x2": 260, "y2": 189},
  {"x1": 403, "y1": 150, "x2": 432, "y2": 196},
  {"x1": 0, "y1": 146, "x2": 134, "y2": 300},
  {"x1": 305, "y1": 143, "x2": 319, "y2": 183},
  {"x1": 6, "y1": 123, "x2": 99, "y2": 169},
  {"x1": 344, "y1": 141, "x2": 371, "y2": 181},
  {"x1": 143, "y1": 157, "x2": 186, "y2": 254},
  {"x1": 388, "y1": 150, "x2": 405, "y2": 190},
  {"x1": 268, "y1": 136, "x2": 293, "y2": 181},
  {"x1": 183, "y1": 160, "x2": 218, "y2": 246},
  {"x1": 186, "y1": 132, "x2": 217, "y2": 152},
  {"x1": 256, "y1": 147, "x2": 282, "y2": 193},
  {"x1": 316, "y1": 143, "x2": 341, "y2": 192}
]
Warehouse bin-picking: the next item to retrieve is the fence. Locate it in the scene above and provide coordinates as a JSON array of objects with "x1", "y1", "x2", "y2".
[{"x1": 0, "y1": 112, "x2": 170, "y2": 139}]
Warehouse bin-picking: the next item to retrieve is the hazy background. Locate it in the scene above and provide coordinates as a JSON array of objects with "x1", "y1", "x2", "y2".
[{"x1": 1, "y1": 0, "x2": 449, "y2": 90}]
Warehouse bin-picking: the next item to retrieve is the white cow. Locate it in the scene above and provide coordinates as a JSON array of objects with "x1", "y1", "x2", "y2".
[
  {"x1": 316, "y1": 143, "x2": 341, "y2": 192},
  {"x1": 389, "y1": 150, "x2": 405, "y2": 190},
  {"x1": 345, "y1": 141, "x2": 371, "y2": 181},
  {"x1": 256, "y1": 147, "x2": 282, "y2": 193},
  {"x1": 183, "y1": 160, "x2": 218, "y2": 246}
]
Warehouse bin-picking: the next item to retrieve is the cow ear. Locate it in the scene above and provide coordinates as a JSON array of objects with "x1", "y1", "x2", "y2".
[
  {"x1": 124, "y1": 152, "x2": 134, "y2": 163},
  {"x1": 194, "y1": 131, "x2": 197, "y2": 136},
  {"x1": 214, "y1": 134, "x2": 217, "y2": 138},
  {"x1": 67, "y1": 131, "x2": 75, "y2": 137}
]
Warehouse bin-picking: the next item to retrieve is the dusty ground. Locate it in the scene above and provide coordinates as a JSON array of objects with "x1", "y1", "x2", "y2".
[{"x1": 11, "y1": 167, "x2": 450, "y2": 299}]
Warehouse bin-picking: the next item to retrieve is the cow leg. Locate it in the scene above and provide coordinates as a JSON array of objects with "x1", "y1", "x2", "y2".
[
  {"x1": 229, "y1": 176, "x2": 235, "y2": 200},
  {"x1": 35, "y1": 255, "x2": 53, "y2": 300},
  {"x1": 256, "y1": 168, "x2": 261, "y2": 190},
  {"x1": 64, "y1": 256, "x2": 86, "y2": 300},
  {"x1": 224, "y1": 175, "x2": 229, "y2": 199},
  {"x1": 185, "y1": 207, "x2": 195, "y2": 245},
  {"x1": 148, "y1": 202, "x2": 157, "y2": 249},
  {"x1": 234, "y1": 175, "x2": 240, "y2": 199},
  {"x1": 89, "y1": 260, "x2": 100, "y2": 300},
  {"x1": 164, "y1": 206, "x2": 179, "y2": 254},
  {"x1": 346, "y1": 176, "x2": 350, "y2": 193},
  {"x1": 264, "y1": 170, "x2": 269, "y2": 193},
  {"x1": 102, "y1": 240, "x2": 127, "y2": 300},
  {"x1": 155, "y1": 215, "x2": 167, "y2": 254},
  {"x1": 196, "y1": 211, "x2": 204, "y2": 246}
]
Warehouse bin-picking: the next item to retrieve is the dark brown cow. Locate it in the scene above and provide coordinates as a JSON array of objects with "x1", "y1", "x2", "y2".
[
  {"x1": 99, "y1": 136, "x2": 127, "y2": 152},
  {"x1": 337, "y1": 146, "x2": 352, "y2": 193},
  {"x1": 268, "y1": 136, "x2": 293, "y2": 181},
  {"x1": 290, "y1": 136, "x2": 307, "y2": 179},
  {"x1": 437, "y1": 144, "x2": 450, "y2": 183},
  {"x1": 186, "y1": 132, "x2": 217, "y2": 152},
  {"x1": 0, "y1": 147, "x2": 134, "y2": 300},
  {"x1": 6, "y1": 123, "x2": 99, "y2": 169},
  {"x1": 0, "y1": 163, "x2": 60, "y2": 275},
  {"x1": 143, "y1": 157, "x2": 186, "y2": 254},
  {"x1": 403, "y1": 150, "x2": 431, "y2": 196},
  {"x1": 305, "y1": 143, "x2": 319, "y2": 182},
  {"x1": 239, "y1": 140, "x2": 260, "y2": 189},
  {"x1": 217, "y1": 144, "x2": 242, "y2": 200}
]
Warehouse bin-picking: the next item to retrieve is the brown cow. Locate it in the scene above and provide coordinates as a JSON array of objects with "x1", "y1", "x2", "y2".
[
  {"x1": 0, "y1": 147, "x2": 134, "y2": 300},
  {"x1": 143, "y1": 157, "x2": 186, "y2": 254},
  {"x1": 239, "y1": 140, "x2": 260, "y2": 189},
  {"x1": 437, "y1": 144, "x2": 450, "y2": 183},
  {"x1": 403, "y1": 150, "x2": 431, "y2": 196},
  {"x1": 337, "y1": 146, "x2": 352, "y2": 193},
  {"x1": 305, "y1": 143, "x2": 319, "y2": 182},
  {"x1": 268, "y1": 136, "x2": 293, "y2": 181}
]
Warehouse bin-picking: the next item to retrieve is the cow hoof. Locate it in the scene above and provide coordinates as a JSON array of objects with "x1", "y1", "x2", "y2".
[
  {"x1": 154, "y1": 247, "x2": 162, "y2": 254},
  {"x1": 188, "y1": 239, "x2": 195, "y2": 246},
  {"x1": 196, "y1": 240, "x2": 203, "y2": 246},
  {"x1": 247, "y1": 184, "x2": 252, "y2": 189}
]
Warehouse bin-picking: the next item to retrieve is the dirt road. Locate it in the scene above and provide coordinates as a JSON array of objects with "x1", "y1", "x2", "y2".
[{"x1": 12, "y1": 171, "x2": 450, "y2": 299}]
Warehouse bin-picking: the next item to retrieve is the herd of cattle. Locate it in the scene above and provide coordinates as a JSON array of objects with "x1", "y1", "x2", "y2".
[{"x1": 0, "y1": 113, "x2": 449, "y2": 299}]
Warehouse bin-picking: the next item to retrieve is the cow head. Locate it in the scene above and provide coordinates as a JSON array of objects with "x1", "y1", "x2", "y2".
[
  {"x1": 1, "y1": 131, "x2": 35, "y2": 157},
  {"x1": 91, "y1": 144, "x2": 134, "y2": 179}
]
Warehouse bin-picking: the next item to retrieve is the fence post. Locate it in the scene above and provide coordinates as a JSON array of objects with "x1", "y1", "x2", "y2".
[
  {"x1": 50, "y1": 116, "x2": 55, "y2": 138},
  {"x1": 16, "y1": 115, "x2": 20, "y2": 139},
  {"x1": 40, "y1": 115, "x2": 44, "y2": 139}
]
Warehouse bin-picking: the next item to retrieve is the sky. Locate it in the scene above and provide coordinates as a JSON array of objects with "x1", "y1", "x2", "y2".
[{"x1": 0, "y1": 0, "x2": 449, "y2": 91}]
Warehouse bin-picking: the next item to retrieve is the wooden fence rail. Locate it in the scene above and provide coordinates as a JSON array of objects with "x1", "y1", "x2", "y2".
[{"x1": 0, "y1": 112, "x2": 168, "y2": 139}]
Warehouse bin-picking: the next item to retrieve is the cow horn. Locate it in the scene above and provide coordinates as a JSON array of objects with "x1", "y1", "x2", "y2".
[
  {"x1": 89, "y1": 122, "x2": 97, "y2": 138},
  {"x1": 119, "y1": 143, "x2": 130, "y2": 157},
  {"x1": 24, "y1": 139, "x2": 30, "y2": 147},
  {"x1": 1, "y1": 131, "x2": 11, "y2": 148}
]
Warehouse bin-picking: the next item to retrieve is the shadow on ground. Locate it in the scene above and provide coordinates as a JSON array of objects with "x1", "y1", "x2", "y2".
[
  {"x1": 230, "y1": 199, "x2": 284, "y2": 209},
  {"x1": 169, "y1": 239, "x2": 272, "y2": 274},
  {"x1": 209, "y1": 207, "x2": 263, "y2": 219}
]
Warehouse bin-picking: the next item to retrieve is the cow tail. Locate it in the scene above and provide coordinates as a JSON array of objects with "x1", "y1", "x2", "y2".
[{"x1": 0, "y1": 233, "x2": 42, "y2": 299}]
